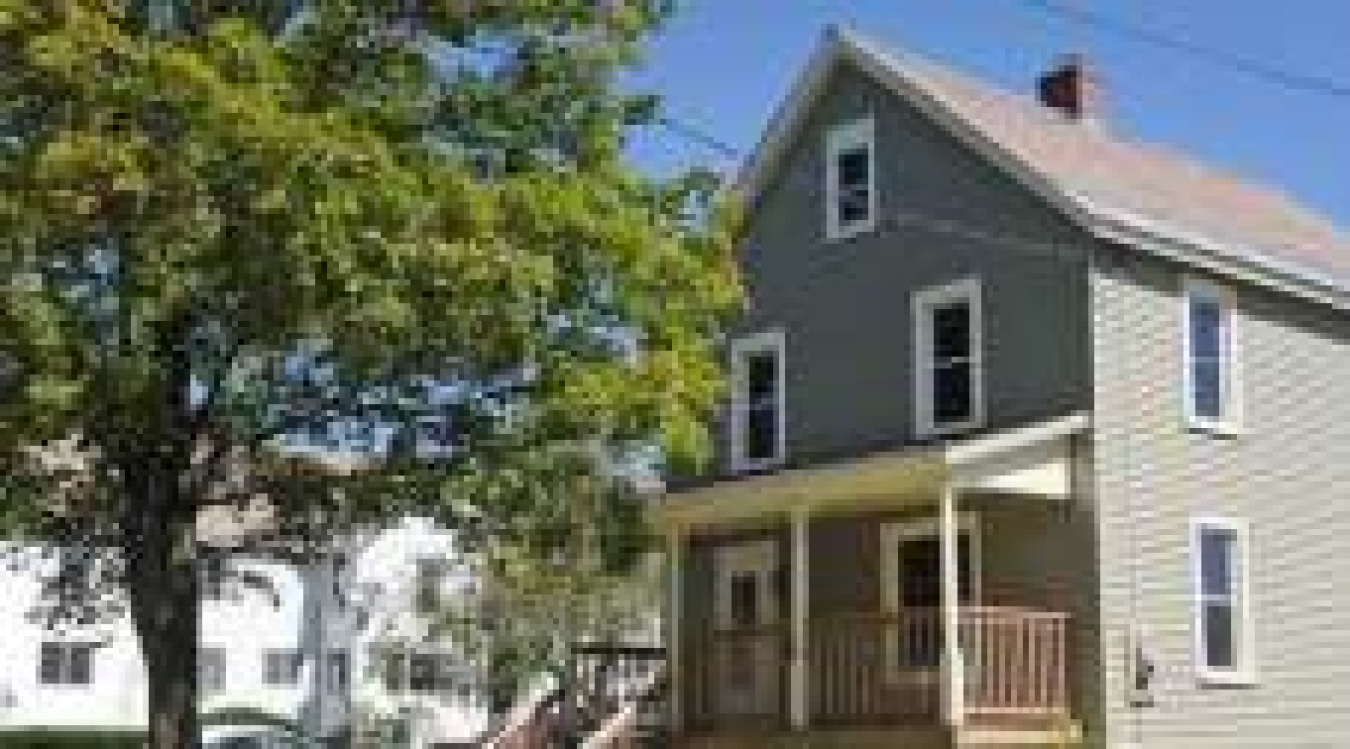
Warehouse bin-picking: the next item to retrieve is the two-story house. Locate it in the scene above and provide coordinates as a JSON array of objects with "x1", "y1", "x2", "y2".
[{"x1": 657, "y1": 26, "x2": 1350, "y2": 749}]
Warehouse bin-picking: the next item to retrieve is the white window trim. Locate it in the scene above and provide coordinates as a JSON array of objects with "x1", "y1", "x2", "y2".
[
  {"x1": 729, "y1": 328, "x2": 786, "y2": 473},
  {"x1": 1182, "y1": 278, "x2": 1242, "y2": 435},
  {"x1": 913, "y1": 278, "x2": 985, "y2": 439},
  {"x1": 825, "y1": 116, "x2": 876, "y2": 241},
  {"x1": 714, "y1": 538, "x2": 780, "y2": 631},
  {"x1": 880, "y1": 513, "x2": 983, "y2": 614},
  {"x1": 1191, "y1": 516, "x2": 1256, "y2": 686}
]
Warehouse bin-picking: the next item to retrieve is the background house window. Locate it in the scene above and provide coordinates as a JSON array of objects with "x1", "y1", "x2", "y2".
[
  {"x1": 1184, "y1": 280, "x2": 1237, "y2": 429},
  {"x1": 1194, "y1": 519, "x2": 1253, "y2": 682},
  {"x1": 200, "y1": 648, "x2": 226, "y2": 694},
  {"x1": 914, "y1": 279, "x2": 984, "y2": 436},
  {"x1": 380, "y1": 649, "x2": 459, "y2": 693},
  {"x1": 263, "y1": 649, "x2": 304, "y2": 686},
  {"x1": 730, "y1": 330, "x2": 785, "y2": 472},
  {"x1": 415, "y1": 557, "x2": 448, "y2": 614},
  {"x1": 327, "y1": 650, "x2": 349, "y2": 691},
  {"x1": 38, "y1": 642, "x2": 94, "y2": 686},
  {"x1": 826, "y1": 117, "x2": 876, "y2": 239}
]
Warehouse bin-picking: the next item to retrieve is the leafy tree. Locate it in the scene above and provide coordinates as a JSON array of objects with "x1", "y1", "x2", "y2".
[{"x1": 0, "y1": 2, "x2": 738, "y2": 747}]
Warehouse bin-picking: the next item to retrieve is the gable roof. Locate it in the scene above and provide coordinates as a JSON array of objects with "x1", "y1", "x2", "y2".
[{"x1": 737, "y1": 26, "x2": 1350, "y2": 309}]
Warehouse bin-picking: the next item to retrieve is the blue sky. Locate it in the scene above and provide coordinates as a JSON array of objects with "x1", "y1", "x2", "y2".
[{"x1": 626, "y1": 0, "x2": 1349, "y2": 228}]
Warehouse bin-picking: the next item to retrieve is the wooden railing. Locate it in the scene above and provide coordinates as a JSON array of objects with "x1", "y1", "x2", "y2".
[
  {"x1": 960, "y1": 607, "x2": 1070, "y2": 717},
  {"x1": 687, "y1": 626, "x2": 787, "y2": 731},
  {"x1": 809, "y1": 611, "x2": 942, "y2": 725},
  {"x1": 688, "y1": 607, "x2": 1070, "y2": 731}
]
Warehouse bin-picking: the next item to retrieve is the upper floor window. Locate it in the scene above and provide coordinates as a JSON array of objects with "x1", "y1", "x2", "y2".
[
  {"x1": 729, "y1": 329, "x2": 785, "y2": 472},
  {"x1": 1184, "y1": 279, "x2": 1239, "y2": 431},
  {"x1": 263, "y1": 649, "x2": 303, "y2": 687},
  {"x1": 1193, "y1": 518, "x2": 1254, "y2": 684},
  {"x1": 826, "y1": 117, "x2": 876, "y2": 240},
  {"x1": 913, "y1": 278, "x2": 984, "y2": 437},
  {"x1": 38, "y1": 642, "x2": 94, "y2": 686},
  {"x1": 380, "y1": 649, "x2": 461, "y2": 694}
]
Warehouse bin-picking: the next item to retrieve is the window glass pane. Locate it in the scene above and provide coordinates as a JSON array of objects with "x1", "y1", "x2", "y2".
[
  {"x1": 39, "y1": 643, "x2": 62, "y2": 684},
  {"x1": 933, "y1": 363, "x2": 973, "y2": 426},
  {"x1": 745, "y1": 351, "x2": 777, "y2": 404},
  {"x1": 836, "y1": 147, "x2": 870, "y2": 225},
  {"x1": 932, "y1": 303, "x2": 971, "y2": 361},
  {"x1": 1200, "y1": 527, "x2": 1235, "y2": 597},
  {"x1": 1191, "y1": 360, "x2": 1224, "y2": 420},
  {"x1": 200, "y1": 648, "x2": 226, "y2": 693},
  {"x1": 1204, "y1": 602, "x2": 1236, "y2": 669},
  {"x1": 729, "y1": 573, "x2": 759, "y2": 628},
  {"x1": 1189, "y1": 297, "x2": 1225, "y2": 361},
  {"x1": 745, "y1": 406, "x2": 778, "y2": 462},
  {"x1": 68, "y1": 645, "x2": 92, "y2": 685}
]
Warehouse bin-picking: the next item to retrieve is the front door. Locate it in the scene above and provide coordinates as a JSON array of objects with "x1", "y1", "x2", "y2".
[{"x1": 714, "y1": 539, "x2": 782, "y2": 720}]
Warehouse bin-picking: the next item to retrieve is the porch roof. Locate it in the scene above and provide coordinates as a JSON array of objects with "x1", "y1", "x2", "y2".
[{"x1": 655, "y1": 412, "x2": 1089, "y2": 533}]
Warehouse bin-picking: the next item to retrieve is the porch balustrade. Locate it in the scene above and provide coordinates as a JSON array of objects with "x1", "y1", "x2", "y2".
[{"x1": 687, "y1": 606, "x2": 1069, "y2": 731}]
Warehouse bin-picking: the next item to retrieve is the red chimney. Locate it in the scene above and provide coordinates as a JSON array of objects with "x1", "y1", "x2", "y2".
[{"x1": 1037, "y1": 54, "x2": 1099, "y2": 120}]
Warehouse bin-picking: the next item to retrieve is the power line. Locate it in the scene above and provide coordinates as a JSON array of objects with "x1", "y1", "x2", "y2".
[
  {"x1": 1022, "y1": 0, "x2": 1350, "y2": 100},
  {"x1": 655, "y1": 116, "x2": 742, "y2": 159}
]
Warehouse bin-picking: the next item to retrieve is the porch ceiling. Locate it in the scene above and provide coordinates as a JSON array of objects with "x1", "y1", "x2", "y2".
[{"x1": 655, "y1": 412, "x2": 1089, "y2": 533}]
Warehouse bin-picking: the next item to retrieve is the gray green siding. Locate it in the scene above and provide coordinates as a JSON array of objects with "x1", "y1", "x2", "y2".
[
  {"x1": 1091, "y1": 244, "x2": 1350, "y2": 748},
  {"x1": 717, "y1": 60, "x2": 1092, "y2": 476}
]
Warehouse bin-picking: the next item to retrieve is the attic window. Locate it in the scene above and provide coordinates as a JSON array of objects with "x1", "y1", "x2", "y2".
[{"x1": 826, "y1": 117, "x2": 876, "y2": 240}]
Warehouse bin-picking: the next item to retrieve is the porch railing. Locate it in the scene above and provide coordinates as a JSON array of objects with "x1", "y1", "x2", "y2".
[
  {"x1": 960, "y1": 607, "x2": 1070, "y2": 718},
  {"x1": 689, "y1": 607, "x2": 1069, "y2": 731}
]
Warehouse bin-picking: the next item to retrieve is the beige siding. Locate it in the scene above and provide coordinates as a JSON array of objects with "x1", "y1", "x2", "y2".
[{"x1": 1092, "y1": 245, "x2": 1350, "y2": 747}]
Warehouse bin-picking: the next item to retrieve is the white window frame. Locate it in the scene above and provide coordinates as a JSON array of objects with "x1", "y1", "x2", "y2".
[
  {"x1": 1191, "y1": 516, "x2": 1256, "y2": 685},
  {"x1": 1183, "y1": 278, "x2": 1241, "y2": 434},
  {"x1": 825, "y1": 116, "x2": 877, "y2": 241},
  {"x1": 714, "y1": 538, "x2": 780, "y2": 631},
  {"x1": 913, "y1": 278, "x2": 985, "y2": 438},
  {"x1": 729, "y1": 329, "x2": 786, "y2": 473},
  {"x1": 880, "y1": 514, "x2": 983, "y2": 615}
]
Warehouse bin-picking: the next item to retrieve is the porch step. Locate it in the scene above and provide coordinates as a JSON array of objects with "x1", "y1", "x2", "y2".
[{"x1": 674, "y1": 722, "x2": 1082, "y2": 749}]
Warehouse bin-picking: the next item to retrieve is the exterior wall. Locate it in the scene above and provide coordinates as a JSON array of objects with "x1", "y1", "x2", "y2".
[
  {"x1": 0, "y1": 519, "x2": 491, "y2": 747},
  {"x1": 1091, "y1": 244, "x2": 1350, "y2": 748},
  {"x1": 717, "y1": 59, "x2": 1092, "y2": 476}
]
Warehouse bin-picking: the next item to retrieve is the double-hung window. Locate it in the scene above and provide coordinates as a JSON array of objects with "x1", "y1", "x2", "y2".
[
  {"x1": 729, "y1": 329, "x2": 785, "y2": 472},
  {"x1": 914, "y1": 279, "x2": 984, "y2": 437},
  {"x1": 826, "y1": 117, "x2": 876, "y2": 240},
  {"x1": 1193, "y1": 518, "x2": 1254, "y2": 683},
  {"x1": 1184, "y1": 279, "x2": 1239, "y2": 431}
]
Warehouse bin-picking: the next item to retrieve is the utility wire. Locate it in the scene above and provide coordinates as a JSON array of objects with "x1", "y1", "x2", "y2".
[
  {"x1": 1022, "y1": 0, "x2": 1350, "y2": 100},
  {"x1": 655, "y1": 116, "x2": 742, "y2": 160}
]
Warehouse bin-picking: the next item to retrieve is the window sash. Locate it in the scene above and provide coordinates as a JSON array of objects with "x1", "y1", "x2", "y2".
[
  {"x1": 915, "y1": 281, "x2": 982, "y2": 435},
  {"x1": 730, "y1": 332, "x2": 783, "y2": 470},
  {"x1": 1194, "y1": 521, "x2": 1251, "y2": 679},
  {"x1": 826, "y1": 118, "x2": 875, "y2": 239},
  {"x1": 1185, "y1": 283, "x2": 1236, "y2": 426}
]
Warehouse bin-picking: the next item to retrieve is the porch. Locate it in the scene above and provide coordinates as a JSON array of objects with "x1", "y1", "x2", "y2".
[{"x1": 658, "y1": 414, "x2": 1090, "y2": 746}]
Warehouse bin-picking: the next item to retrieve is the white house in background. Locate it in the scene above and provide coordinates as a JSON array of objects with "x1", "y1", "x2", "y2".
[{"x1": 0, "y1": 517, "x2": 493, "y2": 748}]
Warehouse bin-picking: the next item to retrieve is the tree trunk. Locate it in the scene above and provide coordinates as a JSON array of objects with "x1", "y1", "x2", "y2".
[{"x1": 127, "y1": 513, "x2": 200, "y2": 749}]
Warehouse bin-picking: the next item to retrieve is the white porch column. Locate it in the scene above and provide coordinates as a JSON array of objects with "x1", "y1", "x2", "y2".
[
  {"x1": 940, "y1": 485, "x2": 966, "y2": 727},
  {"x1": 790, "y1": 511, "x2": 810, "y2": 728},
  {"x1": 668, "y1": 529, "x2": 684, "y2": 733}
]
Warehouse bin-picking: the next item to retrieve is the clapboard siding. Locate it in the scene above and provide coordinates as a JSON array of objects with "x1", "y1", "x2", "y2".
[
  {"x1": 713, "y1": 59, "x2": 1092, "y2": 477},
  {"x1": 1091, "y1": 243, "x2": 1350, "y2": 747}
]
